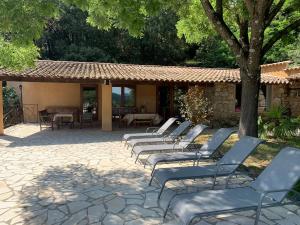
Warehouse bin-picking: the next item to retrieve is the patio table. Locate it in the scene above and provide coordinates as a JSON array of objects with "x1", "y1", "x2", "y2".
[
  {"x1": 123, "y1": 113, "x2": 162, "y2": 126},
  {"x1": 53, "y1": 113, "x2": 74, "y2": 122},
  {"x1": 52, "y1": 113, "x2": 74, "y2": 129}
]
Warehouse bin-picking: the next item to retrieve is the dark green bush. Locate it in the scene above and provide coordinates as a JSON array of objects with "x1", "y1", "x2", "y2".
[{"x1": 258, "y1": 105, "x2": 300, "y2": 139}]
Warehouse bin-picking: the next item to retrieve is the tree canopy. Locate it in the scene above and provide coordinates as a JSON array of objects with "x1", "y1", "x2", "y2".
[
  {"x1": 0, "y1": 0, "x2": 59, "y2": 70},
  {"x1": 37, "y1": 6, "x2": 189, "y2": 65},
  {"x1": 0, "y1": 1, "x2": 299, "y2": 70}
]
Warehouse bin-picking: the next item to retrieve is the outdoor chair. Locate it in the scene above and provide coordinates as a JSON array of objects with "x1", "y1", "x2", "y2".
[
  {"x1": 127, "y1": 120, "x2": 192, "y2": 149},
  {"x1": 144, "y1": 128, "x2": 236, "y2": 175},
  {"x1": 80, "y1": 112, "x2": 93, "y2": 128},
  {"x1": 149, "y1": 136, "x2": 264, "y2": 199},
  {"x1": 39, "y1": 110, "x2": 54, "y2": 131},
  {"x1": 164, "y1": 147, "x2": 300, "y2": 225},
  {"x1": 131, "y1": 124, "x2": 208, "y2": 163},
  {"x1": 122, "y1": 117, "x2": 178, "y2": 143}
]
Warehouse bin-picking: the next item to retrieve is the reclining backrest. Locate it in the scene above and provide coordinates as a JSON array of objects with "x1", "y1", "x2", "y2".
[{"x1": 250, "y1": 147, "x2": 300, "y2": 202}]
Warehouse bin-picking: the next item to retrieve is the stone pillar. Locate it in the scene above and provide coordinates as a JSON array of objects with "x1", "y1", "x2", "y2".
[
  {"x1": 101, "y1": 83, "x2": 112, "y2": 131},
  {"x1": 0, "y1": 82, "x2": 4, "y2": 135}
]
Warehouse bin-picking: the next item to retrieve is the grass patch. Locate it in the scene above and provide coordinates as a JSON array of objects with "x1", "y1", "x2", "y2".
[
  {"x1": 196, "y1": 132, "x2": 300, "y2": 193},
  {"x1": 196, "y1": 132, "x2": 300, "y2": 176}
]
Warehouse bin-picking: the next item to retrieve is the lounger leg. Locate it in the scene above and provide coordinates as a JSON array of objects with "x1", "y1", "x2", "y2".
[
  {"x1": 135, "y1": 153, "x2": 141, "y2": 163},
  {"x1": 163, "y1": 199, "x2": 172, "y2": 219},
  {"x1": 143, "y1": 155, "x2": 152, "y2": 168},
  {"x1": 163, "y1": 192, "x2": 178, "y2": 219},
  {"x1": 149, "y1": 175, "x2": 154, "y2": 186},
  {"x1": 212, "y1": 176, "x2": 217, "y2": 189},
  {"x1": 255, "y1": 197, "x2": 263, "y2": 225},
  {"x1": 158, "y1": 183, "x2": 166, "y2": 199},
  {"x1": 150, "y1": 164, "x2": 157, "y2": 176}
]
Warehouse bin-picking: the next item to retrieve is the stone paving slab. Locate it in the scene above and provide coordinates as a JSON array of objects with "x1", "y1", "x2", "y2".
[{"x1": 0, "y1": 124, "x2": 299, "y2": 225}]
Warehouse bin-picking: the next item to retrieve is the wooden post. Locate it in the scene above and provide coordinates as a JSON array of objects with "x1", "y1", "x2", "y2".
[
  {"x1": 101, "y1": 83, "x2": 112, "y2": 131},
  {"x1": 0, "y1": 82, "x2": 4, "y2": 135}
]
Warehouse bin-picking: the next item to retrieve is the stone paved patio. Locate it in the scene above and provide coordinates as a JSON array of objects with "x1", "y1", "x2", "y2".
[{"x1": 0, "y1": 124, "x2": 299, "y2": 225}]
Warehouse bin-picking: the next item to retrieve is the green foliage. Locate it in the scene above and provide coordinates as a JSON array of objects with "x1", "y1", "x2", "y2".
[
  {"x1": 176, "y1": 0, "x2": 213, "y2": 44},
  {"x1": 0, "y1": 0, "x2": 60, "y2": 70},
  {"x1": 37, "y1": 6, "x2": 188, "y2": 65},
  {"x1": 259, "y1": 105, "x2": 300, "y2": 139},
  {"x1": 0, "y1": 39, "x2": 39, "y2": 71},
  {"x1": 3, "y1": 86, "x2": 20, "y2": 114},
  {"x1": 190, "y1": 36, "x2": 237, "y2": 68},
  {"x1": 1, "y1": 0, "x2": 299, "y2": 70},
  {"x1": 177, "y1": 86, "x2": 213, "y2": 124},
  {"x1": 265, "y1": 33, "x2": 300, "y2": 66}
]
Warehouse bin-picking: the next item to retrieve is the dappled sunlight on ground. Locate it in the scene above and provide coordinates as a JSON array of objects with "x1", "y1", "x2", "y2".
[{"x1": 0, "y1": 124, "x2": 299, "y2": 225}]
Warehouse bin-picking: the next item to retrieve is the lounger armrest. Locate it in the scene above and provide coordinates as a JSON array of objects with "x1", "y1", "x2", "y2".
[
  {"x1": 215, "y1": 162, "x2": 240, "y2": 174},
  {"x1": 217, "y1": 162, "x2": 241, "y2": 167},
  {"x1": 146, "y1": 127, "x2": 159, "y2": 134},
  {"x1": 259, "y1": 188, "x2": 300, "y2": 203},
  {"x1": 211, "y1": 162, "x2": 241, "y2": 188},
  {"x1": 255, "y1": 188, "x2": 300, "y2": 219},
  {"x1": 162, "y1": 134, "x2": 173, "y2": 143},
  {"x1": 224, "y1": 170, "x2": 255, "y2": 188}
]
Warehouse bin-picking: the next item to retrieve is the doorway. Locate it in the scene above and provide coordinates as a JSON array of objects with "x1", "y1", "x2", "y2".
[
  {"x1": 157, "y1": 85, "x2": 173, "y2": 121},
  {"x1": 81, "y1": 85, "x2": 98, "y2": 120}
]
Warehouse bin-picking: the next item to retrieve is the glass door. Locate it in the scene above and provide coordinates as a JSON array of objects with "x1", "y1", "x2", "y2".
[{"x1": 81, "y1": 85, "x2": 98, "y2": 120}]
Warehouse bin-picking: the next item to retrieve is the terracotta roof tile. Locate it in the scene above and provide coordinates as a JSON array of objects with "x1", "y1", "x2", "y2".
[
  {"x1": 0, "y1": 60, "x2": 290, "y2": 84},
  {"x1": 288, "y1": 73, "x2": 300, "y2": 80}
]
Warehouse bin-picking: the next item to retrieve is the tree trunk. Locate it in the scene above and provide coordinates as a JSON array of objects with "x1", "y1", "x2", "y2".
[{"x1": 238, "y1": 63, "x2": 261, "y2": 137}]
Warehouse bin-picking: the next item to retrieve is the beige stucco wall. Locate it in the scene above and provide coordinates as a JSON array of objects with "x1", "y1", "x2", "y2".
[
  {"x1": 6, "y1": 82, "x2": 158, "y2": 125},
  {"x1": 7, "y1": 81, "x2": 81, "y2": 122},
  {"x1": 98, "y1": 84, "x2": 102, "y2": 121},
  {"x1": 136, "y1": 84, "x2": 156, "y2": 113},
  {"x1": 23, "y1": 82, "x2": 81, "y2": 110},
  {"x1": 101, "y1": 84, "x2": 112, "y2": 131}
]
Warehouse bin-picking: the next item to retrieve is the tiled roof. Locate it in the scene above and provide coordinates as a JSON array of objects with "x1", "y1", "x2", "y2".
[
  {"x1": 288, "y1": 73, "x2": 300, "y2": 80},
  {"x1": 0, "y1": 60, "x2": 292, "y2": 84}
]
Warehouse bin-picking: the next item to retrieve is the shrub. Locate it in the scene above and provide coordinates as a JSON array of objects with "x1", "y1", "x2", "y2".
[
  {"x1": 3, "y1": 86, "x2": 20, "y2": 114},
  {"x1": 258, "y1": 105, "x2": 300, "y2": 139},
  {"x1": 178, "y1": 86, "x2": 213, "y2": 124}
]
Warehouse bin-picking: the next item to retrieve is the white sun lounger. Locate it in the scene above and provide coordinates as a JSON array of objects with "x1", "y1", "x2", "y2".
[{"x1": 122, "y1": 117, "x2": 177, "y2": 143}]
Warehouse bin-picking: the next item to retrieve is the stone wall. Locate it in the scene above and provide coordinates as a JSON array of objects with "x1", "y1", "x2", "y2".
[
  {"x1": 187, "y1": 81, "x2": 299, "y2": 127},
  {"x1": 288, "y1": 81, "x2": 300, "y2": 116},
  {"x1": 270, "y1": 84, "x2": 289, "y2": 107},
  {"x1": 212, "y1": 83, "x2": 239, "y2": 126},
  {"x1": 187, "y1": 83, "x2": 238, "y2": 126}
]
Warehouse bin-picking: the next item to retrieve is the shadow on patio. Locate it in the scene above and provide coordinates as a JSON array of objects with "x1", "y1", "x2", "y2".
[
  {"x1": 19, "y1": 164, "x2": 164, "y2": 225},
  {"x1": 0, "y1": 123, "x2": 145, "y2": 147}
]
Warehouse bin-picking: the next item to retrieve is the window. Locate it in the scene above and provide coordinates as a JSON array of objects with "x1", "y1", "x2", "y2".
[
  {"x1": 124, "y1": 87, "x2": 135, "y2": 107},
  {"x1": 112, "y1": 87, "x2": 122, "y2": 107},
  {"x1": 112, "y1": 86, "x2": 135, "y2": 107}
]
